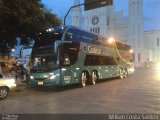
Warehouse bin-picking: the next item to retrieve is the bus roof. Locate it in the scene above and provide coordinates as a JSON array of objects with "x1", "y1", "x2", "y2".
[
  {"x1": 62, "y1": 26, "x2": 131, "y2": 51},
  {"x1": 35, "y1": 26, "x2": 131, "y2": 51}
]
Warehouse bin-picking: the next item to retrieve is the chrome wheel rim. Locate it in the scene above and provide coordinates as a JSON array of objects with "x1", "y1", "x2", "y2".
[
  {"x1": 124, "y1": 70, "x2": 128, "y2": 78},
  {"x1": 0, "y1": 88, "x2": 8, "y2": 99},
  {"x1": 92, "y1": 72, "x2": 97, "y2": 85},
  {"x1": 81, "y1": 72, "x2": 87, "y2": 87},
  {"x1": 119, "y1": 69, "x2": 124, "y2": 79}
]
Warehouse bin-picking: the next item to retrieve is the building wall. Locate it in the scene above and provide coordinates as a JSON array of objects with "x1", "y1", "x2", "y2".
[
  {"x1": 128, "y1": 0, "x2": 144, "y2": 67},
  {"x1": 144, "y1": 30, "x2": 160, "y2": 62},
  {"x1": 113, "y1": 11, "x2": 128, "y2": 43}
]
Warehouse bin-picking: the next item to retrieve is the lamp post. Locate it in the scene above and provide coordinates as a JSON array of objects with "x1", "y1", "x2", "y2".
[{"x1": 64, "y1": 3, "x2": 84, "y2": 26}]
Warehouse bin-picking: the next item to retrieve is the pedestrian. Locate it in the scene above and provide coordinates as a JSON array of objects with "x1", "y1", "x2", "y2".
[
  {"x1": 20, "y1": 65, "x2": 26, "y2": 83},
  {"x1": 10, "y1": 64, "x2": 18, "y2": 85}
]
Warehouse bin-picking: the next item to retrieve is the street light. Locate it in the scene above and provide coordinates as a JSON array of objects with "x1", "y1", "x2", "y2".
[
  {"x1": 129, "y1": 49, "x2": 133, "y2": 53},
  {"x1": 46, "y1": 28, "x2": 54, "y2": 32},
  {"x1": 11, "y1": 48, "x2": 15, "y2": 52},
  {"x1": 64, "y1": 3, "x2": 84, "y2": 25},
  {"x1": 108, "y1": 37, "x2": 115, "y2": 44}
]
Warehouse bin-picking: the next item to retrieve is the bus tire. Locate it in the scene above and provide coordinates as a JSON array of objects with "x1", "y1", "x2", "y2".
[
  {"x1": 119, "y1": 68, "x2": 124, "y2": 79},
  {"x1": 90, "y1": 71, "x2": 98, "y2": 85},
  {"x1": 80, "y1": 72, "x2": 87, "y2": 87}
]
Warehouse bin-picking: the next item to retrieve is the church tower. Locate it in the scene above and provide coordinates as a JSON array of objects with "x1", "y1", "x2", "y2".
[
  {"x1": 71, "y1": 0, "x2": 82, "y2": 28},
  {"x1": 128, "y1": 0, "x2": 144, "y2": 67}
]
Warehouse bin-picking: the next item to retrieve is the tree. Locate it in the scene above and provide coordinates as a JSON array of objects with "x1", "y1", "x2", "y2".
[{"x1": 0, "y1": 0, "x2": 61, "y2": 56}]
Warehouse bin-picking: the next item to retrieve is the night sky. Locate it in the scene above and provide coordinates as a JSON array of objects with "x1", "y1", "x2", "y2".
[{"x1": 41, "y1": 0, "x2": 160, "y2": 31}]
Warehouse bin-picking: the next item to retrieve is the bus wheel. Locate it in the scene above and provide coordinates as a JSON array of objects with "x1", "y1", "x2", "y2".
[
  {"x1": 91, "y1": 71, "x2": 98, "y2": 85},
  {"x1": 119, "y1": 69, "x2": 124, "y2": 79},
  {"x1": 80, "y1": 72, "x2": 87, "y2": 87},
  {"x1": 0, "y1": 87, "x2": 9, "y2": 100}
]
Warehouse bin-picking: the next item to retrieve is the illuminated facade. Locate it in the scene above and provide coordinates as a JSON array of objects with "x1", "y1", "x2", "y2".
[
  {"x1": 144, "y1": 30, "x2": 160, "y2": 63},
  {"x1": 72, "y1": 0, "x2": 159, "y2": 66}
]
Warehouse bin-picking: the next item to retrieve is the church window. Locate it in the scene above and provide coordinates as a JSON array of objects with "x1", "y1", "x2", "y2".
[
  {"x1": 95, "y1": 28, "x2": 97, "y2": 33},
  {"x1": 138, "y1": 1, "x2": 141, "y2": 16},
  {"x1": 132, "y1": 2, "x2": 135, "y2": 16},
  {"x1": 138, "y1": 53, "x2": 141, "y2": 63},
  {"x1": 157, "y1": 38, "x2": 159, "y2": 47},
  {"x1": 98, "y1": 27, "x2": 100, "y2": 34},
  {"x1": 138, "y1": 39, "x2": 140, "y2": 48},
  {"x1": 107, "y1": 16, "x2": 109, "y2": 26},
  {"x1": 90, "y1": 28, "x2": 92, "y2": 32},
  {"x1": 132, "y1": 25, "x2": 135, "y2": 36},
  {"x1": 138, "y1": 25, "x2": 140, "y2": 35},
  {"x1": 133, "y1": 53, "x2": 135, "y2": 62}
]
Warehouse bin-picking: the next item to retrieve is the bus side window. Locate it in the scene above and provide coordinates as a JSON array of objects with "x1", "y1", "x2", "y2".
[
  {"x1": 62, "y1": 52, "x2": 78, "y2": 66},
  {"x1": 63, "y1": 54, "x2": 70, "y2": 66}
]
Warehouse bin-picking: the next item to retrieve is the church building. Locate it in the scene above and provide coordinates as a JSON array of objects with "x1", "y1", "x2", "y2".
[{"x1": 72, "y1": 0, "x2": 160, "y2": 67}]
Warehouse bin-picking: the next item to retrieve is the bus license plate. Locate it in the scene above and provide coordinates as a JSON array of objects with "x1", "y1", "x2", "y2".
[{"x1": 38, "y1": 82, "x2": 43, "y2": 85}]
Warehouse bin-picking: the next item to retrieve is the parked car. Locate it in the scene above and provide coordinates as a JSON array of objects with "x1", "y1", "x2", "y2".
[{"x1": 0, "y1": 74, "x2": 16, "y2": 100}]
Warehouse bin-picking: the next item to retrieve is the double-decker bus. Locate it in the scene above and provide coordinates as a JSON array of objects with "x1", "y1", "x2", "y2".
[{"x1": 29, "y1": 26, "x2": 134, "y2": 87}]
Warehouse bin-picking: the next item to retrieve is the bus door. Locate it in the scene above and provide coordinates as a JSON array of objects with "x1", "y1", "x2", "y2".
[
  {"x1": 60, "y1": 43, "x2": 79, "y2": 85},
  {"x1": 61, "y1": 53, "x2": 73, "y2": 85}
]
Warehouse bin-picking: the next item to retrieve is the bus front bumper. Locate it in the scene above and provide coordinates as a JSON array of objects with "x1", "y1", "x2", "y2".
[{"x1": 29, "y1": 78, "x2": 61, "y2": 87}]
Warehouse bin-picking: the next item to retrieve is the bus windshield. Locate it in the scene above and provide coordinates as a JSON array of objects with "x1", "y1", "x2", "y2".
[
  {"x1": 31, "y1": 46, "x2": 58, "y2": 72},
  {"x1": 31, "y1": 26, "x2": 65, "y2": 72}
]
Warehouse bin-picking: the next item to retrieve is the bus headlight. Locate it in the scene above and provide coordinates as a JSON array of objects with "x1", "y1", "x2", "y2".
[
  {"x1": 49, "y1": 74, "x2": 56, "y2": 79},
  {"x1": 30, "y1": 76, "x2": 34, "y2": 80}
]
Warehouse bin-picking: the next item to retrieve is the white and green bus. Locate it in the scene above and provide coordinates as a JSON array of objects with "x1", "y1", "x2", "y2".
[{"x1": 29, "y1": 26, "x2": 134, "y2": 87}]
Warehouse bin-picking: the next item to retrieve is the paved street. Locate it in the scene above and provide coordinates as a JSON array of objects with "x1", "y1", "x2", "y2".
[{"x1": 0, "y1": 68, "x2": 160, "y2": 114}]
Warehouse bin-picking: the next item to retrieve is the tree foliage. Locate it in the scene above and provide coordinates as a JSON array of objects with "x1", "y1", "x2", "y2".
[{"x1": 0, "y1": 0, "x2": 61, "y2": 56}]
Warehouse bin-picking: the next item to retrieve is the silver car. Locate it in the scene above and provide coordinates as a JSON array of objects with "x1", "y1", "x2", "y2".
[{"x1": 0, "y1": 74, "x2": 16, "y2": 99}]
